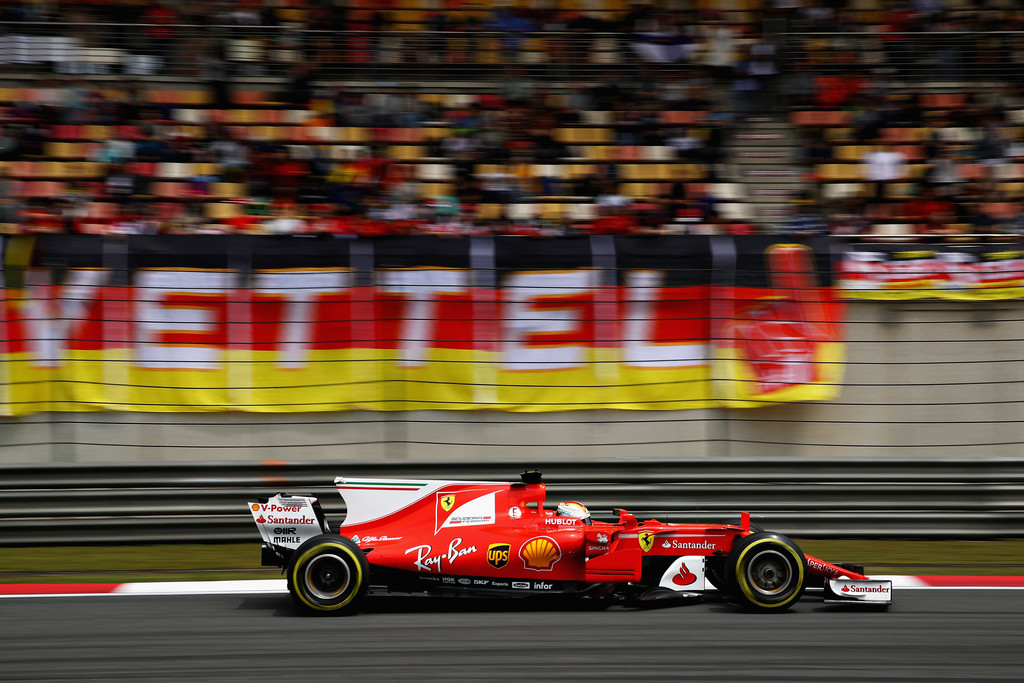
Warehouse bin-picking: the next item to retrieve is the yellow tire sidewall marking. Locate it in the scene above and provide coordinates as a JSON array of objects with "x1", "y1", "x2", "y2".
[
  {"x1": 735, "y1": 538, "x2": 804, "y2": 609},
  {"x1": 292, "y1": 541, "x2": 364, "y2": 611}
]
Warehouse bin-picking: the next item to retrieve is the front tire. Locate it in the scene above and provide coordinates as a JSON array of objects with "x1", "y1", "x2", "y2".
[
  {"x1": 287, "y1": 534, "x2": 369, "y2": 616},
  {"x1": 725, "y1": 532, "x2": 807, "y2": 612}
]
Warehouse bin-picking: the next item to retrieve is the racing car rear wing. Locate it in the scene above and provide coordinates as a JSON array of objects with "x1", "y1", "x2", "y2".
[{"x1": 248, "y1": 493, "x2": 330, "y2": 553}]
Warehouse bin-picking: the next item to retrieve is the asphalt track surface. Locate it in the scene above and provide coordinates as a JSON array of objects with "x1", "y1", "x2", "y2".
[{"x1": 2, "y1": 589, "x2": 1022, "y2": 682}]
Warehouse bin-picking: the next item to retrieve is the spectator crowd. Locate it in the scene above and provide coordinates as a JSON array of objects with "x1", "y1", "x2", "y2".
[{"x1": 1, "y1": 0, "x2": 1024, "y2": 240}]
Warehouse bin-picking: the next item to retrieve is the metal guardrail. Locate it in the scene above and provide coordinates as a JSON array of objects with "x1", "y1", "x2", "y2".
[{"x1": 2, "y1": 458, "x2": 1022, "y2": 544}]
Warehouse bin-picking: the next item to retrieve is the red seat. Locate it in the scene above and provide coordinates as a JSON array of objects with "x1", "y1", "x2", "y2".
[
  {"x1": 114, "y1": 125, "x2": 143, "y2": 141},
  {"x1": 51, "y1": 125, "x2": 83, "y2": 141},
  {"x1": 126, "y1": 162, "x2": 157, "y2": 176}
]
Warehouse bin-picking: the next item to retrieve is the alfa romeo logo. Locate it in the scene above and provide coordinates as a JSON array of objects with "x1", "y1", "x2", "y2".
[
  {"x1": 638, "y1": 531, "x2": 655, "y2": 553},
  {"x1": 440, "y1": 495, "x2": 455, "y2": 512}
]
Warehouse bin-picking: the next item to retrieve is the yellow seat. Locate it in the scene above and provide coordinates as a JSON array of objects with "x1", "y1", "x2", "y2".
[
  {"x1": 554, "y1": 128, "x2": 613, "y2": 145},
  {"x1": 417, "y1": 182, "x2": 454, "y2": 199},
  {"x1": 205, "y1": 203, "x2": 242, "y2": 220},
  {"x1": 818, "y1": 163, "x2": 863, "y2": 182},
  {"x1": 389, "y1": 145, "x2": 426, "y2": 162},
  {"x1": 474, "y1": 203, "x2": 505, "y2": 221},
  {"x1": 538, "y1": 203, "x2": 567, "y2": 220}
]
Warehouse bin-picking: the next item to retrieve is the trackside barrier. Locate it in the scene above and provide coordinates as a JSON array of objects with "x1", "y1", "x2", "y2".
[{"x1": 2, "y1": 458, "x2": 1022, "y2": 544}]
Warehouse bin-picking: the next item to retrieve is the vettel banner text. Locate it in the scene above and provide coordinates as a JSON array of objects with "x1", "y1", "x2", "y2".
[{"x1": 0, "y1": 235, "x2": 844, "y2": 415}]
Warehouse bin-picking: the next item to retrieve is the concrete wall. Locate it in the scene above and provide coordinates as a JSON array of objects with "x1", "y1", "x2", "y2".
[{"x1": 3, "y1": 300, "x2": 1022, "y2": 464}]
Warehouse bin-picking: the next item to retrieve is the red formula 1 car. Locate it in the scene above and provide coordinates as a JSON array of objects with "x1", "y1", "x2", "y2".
[{"x1": 248, "y1": 471, "x2": 891, "y2": 615}]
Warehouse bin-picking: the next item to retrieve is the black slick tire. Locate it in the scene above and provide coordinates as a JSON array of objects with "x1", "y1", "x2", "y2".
[
  {"x1": 287, "y1": 534, "x2": 369, "y2": 616},
  {"x1": 725, "y1": 532, "x2": 807, "y2": 612}
]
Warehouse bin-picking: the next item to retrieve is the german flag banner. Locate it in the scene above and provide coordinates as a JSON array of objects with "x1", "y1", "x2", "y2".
[
  {"x1": 838, "y1": 243, "x2": 1024, "y2": 300},
  {"x1": 0, "y1": 235, "x2": 844, "y2": 415}
]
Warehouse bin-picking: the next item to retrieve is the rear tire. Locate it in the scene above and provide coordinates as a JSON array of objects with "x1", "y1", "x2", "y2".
[
  {"x1": 287, "y1": 534, "x2": 369, "y2": 616},
  {"x1": 725, "y1": 532, "x2": 807, "y2": 612}
]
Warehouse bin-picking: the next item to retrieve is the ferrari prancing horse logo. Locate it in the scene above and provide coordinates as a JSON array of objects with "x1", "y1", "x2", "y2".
[
  {"x1": 638, "y1": 531, "x2": 655, "y2": 553},
  {"x1": 440, "y1": 495, "x2": 455, "y2": 512}
]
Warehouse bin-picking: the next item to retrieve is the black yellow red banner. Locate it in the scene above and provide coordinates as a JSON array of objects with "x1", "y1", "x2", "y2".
[
  {"x1": 0, "y1": 235, "x2": 844, "y2": 415},
  {"x1": 838, "y1": 243, "x2": 1024, "y2": 300}
]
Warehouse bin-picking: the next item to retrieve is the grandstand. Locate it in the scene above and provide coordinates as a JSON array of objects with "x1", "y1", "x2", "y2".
[{"x1": 0, "y1": 1, "x2": 1023, "y2": 237}]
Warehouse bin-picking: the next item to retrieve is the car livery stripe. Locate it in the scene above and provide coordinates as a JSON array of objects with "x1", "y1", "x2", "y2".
[{"x1": 338, "y1": 482, "x2": 428, "y2": 490}]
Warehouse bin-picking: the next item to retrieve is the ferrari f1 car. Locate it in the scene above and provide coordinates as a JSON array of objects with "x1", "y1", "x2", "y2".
[{"x1": 248, "y1": 471, "x2": 891, "y2": 615}]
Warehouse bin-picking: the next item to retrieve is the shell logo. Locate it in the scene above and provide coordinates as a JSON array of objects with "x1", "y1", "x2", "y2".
[
  {"x1": 251, "y1": 504, "x2": 260, "y2": 511},
  {"x1": 520, "y1": 536, "x2": 561, "y2": 571}
]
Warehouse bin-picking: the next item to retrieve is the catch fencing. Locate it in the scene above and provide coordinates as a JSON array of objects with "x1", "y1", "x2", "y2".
[
  {"x1": 2, "y1": 457, "x2": 1022, "y2": 545},
  {"x1": 0, "y1": 23, "x2": 704, "y2": 84}
]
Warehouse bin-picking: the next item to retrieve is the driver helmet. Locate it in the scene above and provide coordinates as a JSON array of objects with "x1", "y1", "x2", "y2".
[{"x1": 556, "y1": 500, "x2": 591, "y2": 523}]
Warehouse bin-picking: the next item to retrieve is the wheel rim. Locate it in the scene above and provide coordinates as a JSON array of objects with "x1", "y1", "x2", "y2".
[
  {"x1": 304, "y1": 553, "x2": 352, "y2": 601},
  {"x1": 745, "y1": 549, "x2": 793, "y2": 597}
]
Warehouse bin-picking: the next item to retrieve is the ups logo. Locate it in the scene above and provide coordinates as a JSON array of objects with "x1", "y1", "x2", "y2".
[{"x1": 487, "y1": 543, "x2": 511, "y2": 569}]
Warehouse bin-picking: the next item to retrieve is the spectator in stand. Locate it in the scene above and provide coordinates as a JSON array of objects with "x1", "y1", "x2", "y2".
[
  {"x1": 595, "y1": 181, "x2": 632, "y2": 212},
  {"x1": 221, "y1": 200, "x2": 265, "y2": 234},
  {"x1": 700, "y1": 15, "x2": 738, "y2": 86},
  {"x1": 264, "y1": 147, "x2": 310, "y2": 204},
  {"x1": 302, "y1": 203, "x2": 342, "y2": 236},
  {"x1": 442, "y1": 129, "x2": 481, "y2": 168},
  {"x1": 106, "y1": 204, "x2": 162, "y2": 235},
  {"x1": 964, "y1": 199, "x2": 998, "y2": 236},
  {"x1": 20, "y1": 200, "x2": 67, "y2": 234},
  {"x1": 828, "y1": 197, "x2": 873, "y2": 236},
  {"x1": 904, "y1": 184, "x2": 956, "y2": 236},
  {"x1": 924, "y1": 146, "x2": 964, "y2": 199},
  {"x1": 263, "y1": 204, "x2": 309, "y2": 235},
  {"x1": 492, "y1": 7, "x2": 537, "y2": 64},
  {"x1": 135, "y1": 130, "x2": 170, "y2": 163},
  {"x1": 104, "y1": 163, "x2": 146, "y2": 205},
  {"x1": 748, "y1": 38, "x2": 778, "y2": 114},
  {"x1": 782, "y1": 193, "x2": 829, "y2": 236},
  {"x1": 479, "y1": 166, "x2": 521, "y2": 205},
  {"x1": 198, "y1": 39, "x2": 232, "y2": 109},
  {"x1": 655, "y1": 169, "x2": 691, "y2": 225},
  {"x1": 731, "y1": 47, "x2": 761, "y2": 119},
  {"x1": 140, "y1": 1, "x2": 181, "y2": 70},
  {"x1": 862, "y1": 141, "x2": 907, "y2": 204},
  {"x1": 0, "y1": 166, "x2": 23, "y2": 229},
  {"x1": 0, "y1": 125, "x2": 22, "y2": 161},
  {"x1": 666, "y1": 127, "x2": 705, "y2": 162},
  {"x1": 160, "y1": 204, "x2": 203, "y2": 235},
  {"x1": 92, "y1": 134, "x2": 136, "y2": 166},
  {"x1": 813, "y1": 70, "x2": 865, "y2": 110},
  {"x1": 208, "y1": 128, "x2": 251, "y2": 183},
  {"x1": 285, "y1": 63, "x2": 317, "y2": 108}
]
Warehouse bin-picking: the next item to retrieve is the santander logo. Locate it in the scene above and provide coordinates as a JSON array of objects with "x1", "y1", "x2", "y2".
[
  {"x1": 672, "y1": 563, "x2": 697, "y2": 587},
  {"x1": 840, "y1": 583, "x2": 890, "y2": 594}
]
